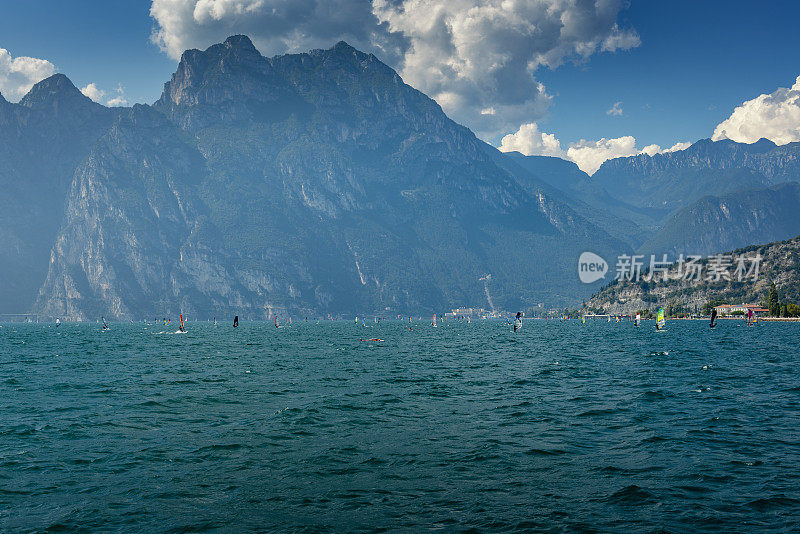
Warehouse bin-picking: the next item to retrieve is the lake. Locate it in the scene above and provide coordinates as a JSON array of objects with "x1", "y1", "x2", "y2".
[{"x1": 1, "y1": 319, "x2": 798, "y2": 531}]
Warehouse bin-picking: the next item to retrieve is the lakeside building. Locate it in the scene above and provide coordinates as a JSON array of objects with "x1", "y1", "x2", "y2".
[
  {"x1": 443, "y1": 308, "x2": 504, "y2": 319},
  {"x1": 714, "y1": 304, "x2": 769, "y2": 316}
]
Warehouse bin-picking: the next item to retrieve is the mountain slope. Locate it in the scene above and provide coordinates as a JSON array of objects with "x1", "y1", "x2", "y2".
[
  {"x1": 639, "y1": 182, "x2": 800, "y2": 257},
  {"x1": 0, "y1": 75, "x2": 116, "y2": 315},
  {"x1": 502, "y1": 151, "x2": 657, "y2": 246},
  {"x1": 592, "y1": 138, "x2": 800, "y2": 214},
  {"x1": 584, "y1": 236, "x2": 800, "y2": 316},
  {"x1": 34, "y1": 36, "x2": 628, "y2": 319}
]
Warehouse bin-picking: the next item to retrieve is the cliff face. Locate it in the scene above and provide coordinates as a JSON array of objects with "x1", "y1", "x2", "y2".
[
  {"x1": 29, "y1": 36, "x2": 626, "y2": 319},
  {"x1": 35, "y1": 106, "x2": 208, "y2": 320},
  {"x1": 639, "y1": 183, "x2": 800, "y2": 258},
  {"x1": 0, "y1": 75, "x2": 117, "y2": 314}
]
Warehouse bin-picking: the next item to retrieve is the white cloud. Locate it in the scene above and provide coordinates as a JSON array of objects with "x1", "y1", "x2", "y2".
[
  {"x1": 0, "y1": 48, "x2": 55, "y2": 101},
  {"x1": 568, "y1": 138, "x2": 691, "y2": 174},
  {"x1": 639, "y1": 143, "x2": 661, "y2": 157},
  {"x1": 566, "y1": 136, "x2": 639, "y2": 175},
  {"x1": 498, "y1": 122, "x2": 565, "y2": 158},
  {"x1": 664, "y1": 141, "x2": 692, "y2": 153},
  {"x1": 601, "y1": 23, "x2": 642, "y2": 52},
  {"x1": 150, "y1": 0, "x2": 403, "y2": 61},
  {"x1": 498, "y1": 122, "x2": 691, "y2": 175},
  {"x1": 106, "y1": 84, "x2": 128, "y2": 107},
  {"x1": 606, "y1": 101, "x2": 623, "y2": 116},
  {"x1": 80, "y1": 82, "x2": 105, "y2": 102},
  {"x1": 639, "y1": 141, "x2": 691, "y2": 156},
  {"x1": 712, "y1": 76, "x2": 800, "y2": 145},
  {"x1": 149, "y1": 0, "x2": 639, "y2": 137}
]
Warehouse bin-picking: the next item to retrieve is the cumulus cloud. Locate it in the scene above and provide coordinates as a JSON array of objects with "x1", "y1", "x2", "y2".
[
  {"x1": 606, "y1": 101, "x2": 623, "y2": 116},
  {"x1": 0, "y1": 48, "x2": 55, "y2": 101},
  {"x1": 498, "y1": 122, "x2": 690, "y2": 175},
  {"x1": 498, "y1": 122, "x2": 564, "y2": 157},
  {"x1": 150, "y1": 0, "x2": 405, "y2": 62},
  {"x1": 149, "y1": 0, "x2": 639, "y2": 137},
  {"x1": 80, "y1": 82, "x2": 105, "y2": 102},
  {"x1": 566, "y1": 136, "x2": 639, "y2": 175},
  {"x1": 640, "y1": 141, "x2": 692, "y2": 156},
  {"x1": 712, "y1": 76, "x2": 800, "y2": 145}
]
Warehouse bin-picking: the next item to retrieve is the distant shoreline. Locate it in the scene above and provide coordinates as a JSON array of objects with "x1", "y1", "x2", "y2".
[{"x1": 670, "y1": 317, "x2": 800, "y2": 322}]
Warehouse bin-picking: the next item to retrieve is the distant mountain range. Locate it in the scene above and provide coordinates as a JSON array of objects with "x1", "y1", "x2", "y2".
[
  {"x1": 2, "y1": 35, "x2": 800, "y2": 320},
  {"x1": 592, "y1": 138, "x2": 800, "y2": 213},
  {"x1": 639, "y1": 182, "x2": 800, "y2": 257}
]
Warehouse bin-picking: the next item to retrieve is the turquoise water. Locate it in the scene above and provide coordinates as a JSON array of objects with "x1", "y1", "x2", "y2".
[{"x1": 1, "y1": 319, "x2": 798, "y2": 532}]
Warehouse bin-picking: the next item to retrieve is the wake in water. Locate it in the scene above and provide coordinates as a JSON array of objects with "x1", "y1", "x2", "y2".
[{"x1": 152, "y1": 330, "x2": 188, "y2": 335}]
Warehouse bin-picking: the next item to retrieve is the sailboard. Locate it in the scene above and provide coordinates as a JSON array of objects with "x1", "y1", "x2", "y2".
[{"x1": 656, "y1": 308, "x2": 666, "y2": 331}]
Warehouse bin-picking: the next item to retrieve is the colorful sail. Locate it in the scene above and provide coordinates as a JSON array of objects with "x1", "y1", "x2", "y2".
[{"x1": 656, "y1": 308, "x2": 665, "y2": 330}]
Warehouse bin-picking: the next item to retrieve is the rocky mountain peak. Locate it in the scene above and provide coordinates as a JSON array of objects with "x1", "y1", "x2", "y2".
[
  {"x1": 19, "y1": 73, "x2": 95, "y2": 110},
  {"x1": 158, "y1": 35, "x2": 269, "y2": 109},
  {"x1": 331, "y1": 40, "x2": 357, "y2": 54},
  {"x1": 223, "y1": 34, "x2": 258, "y2": 52}
]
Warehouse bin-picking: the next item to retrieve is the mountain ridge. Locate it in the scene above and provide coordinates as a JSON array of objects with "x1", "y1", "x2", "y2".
[
  {"x1": 639, "y1": 182, "x2": 800, "y2": 257},
  {"x1": 27, "y1": 37, "x2": 628, "y2": 320},
  {"x1": 4, "y1": 36, "x2": 800, "y2": 319}
]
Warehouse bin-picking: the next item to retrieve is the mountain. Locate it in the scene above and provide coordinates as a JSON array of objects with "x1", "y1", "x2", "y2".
[
  {"x1": 27, "y1": 36, "x2": 628, "y2": 320},
  {"x1": 502, "y1": 152, "x2": 657, "y2": 246},
  {"x1": 592, "y1": 138, "x2": 800, "y2": 214},
  {"x1": 502, "y1": 153, "x2": 588, "y2": 190},
  {"x1": 0, "y1": 75, "x2": 116, "y2": 315},
  {"x1": 639, "y1": 182, "x2": 800, "y2": 257},
  {"x1": 584, "y1": 236, "x2": 800, "y2": 317}
]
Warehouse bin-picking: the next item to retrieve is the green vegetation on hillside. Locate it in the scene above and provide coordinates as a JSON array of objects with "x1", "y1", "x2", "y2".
[{"x1": 584, "y1": 236, "x2": 800, "y2": 317}]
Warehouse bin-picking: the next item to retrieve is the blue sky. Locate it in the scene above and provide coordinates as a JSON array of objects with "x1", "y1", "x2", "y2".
[
  {"x1": 536, "y1": 1, "x2": 800, "y2": 148},
  {"x1": 1, "y1": 1, "x2": 799, "y2": 172}
]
